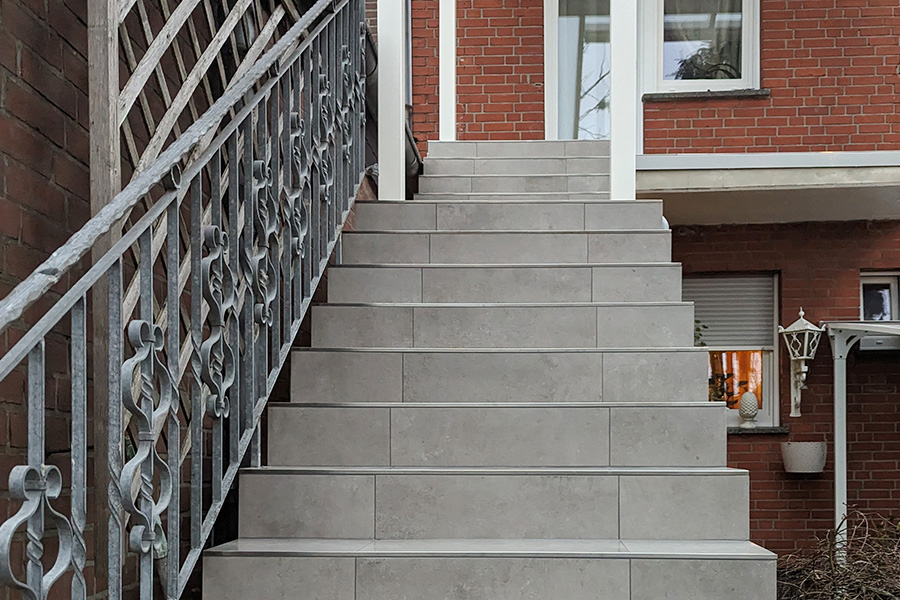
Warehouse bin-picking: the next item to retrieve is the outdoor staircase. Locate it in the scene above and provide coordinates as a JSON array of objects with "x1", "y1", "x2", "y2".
[{"x1": 203, "y1": 140, "x2": 777, "y2": 599}]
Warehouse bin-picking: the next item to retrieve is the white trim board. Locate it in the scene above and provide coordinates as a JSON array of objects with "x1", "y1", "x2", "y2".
[{"x1": 638, "y1": 152, "x2": 900, "y2": 171}]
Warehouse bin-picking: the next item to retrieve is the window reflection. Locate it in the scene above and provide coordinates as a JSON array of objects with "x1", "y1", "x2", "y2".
[
  {"x1": 708, "y1": 350, "x2": 763, "y2": 409},
  {"x1": 558, "y1": 0, "x2": 611, "y2": 139},
  {"x1": 664, "y1": 0, "x2": 742, "y2": 80}
]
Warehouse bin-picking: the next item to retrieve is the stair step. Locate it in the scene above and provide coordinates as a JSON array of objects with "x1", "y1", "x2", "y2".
[
  {"x1": 353, "y1": 200, "x2": 664, "y2": 231},
  {"x1": 237, "y1": 466, "x2": 749, "y2": 541},
  {"x1": 341, "y1": 230, "x2": 672, "y2": 265},
  {"x1": 424, "y1": 156, "x2": 610, "y2": 176},
  {"x1": 311, "y1": 302, "x2": 694, "y2": 349},
  {"x1": 426, "y1": 139, "x2": 610, "y2": 158},
  {"x1": 290, "y1": 348, "x2": 708, "y2": 404},
  {"x1": 415, "y1": 191, "x2": 612, "y2": 201},
  {"x1": 204, "y1": 539, "x2": 774, "y2": 600},
  {"x1": 326, "y1": 264, "x2": 682, "y2": 303},
  {"x1": 266, "y1": 402, "x2": 725, "y2": 468},
  {"x1": 419, "y1": 174, "x2": 610, "y2": 194}
]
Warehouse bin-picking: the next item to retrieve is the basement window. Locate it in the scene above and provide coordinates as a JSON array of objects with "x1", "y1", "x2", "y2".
[
  {"x1": 683, "y1": 274, "x2": 779, "y2": 427},
  {"x1": 861, "y1": 274, "x2": 899, "y2": 322},
  {"x1": 641, "y1": 0, "x2": 760, "y2": 93}
]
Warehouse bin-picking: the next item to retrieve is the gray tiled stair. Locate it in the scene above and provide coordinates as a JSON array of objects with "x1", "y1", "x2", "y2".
[
  {"x1": 353, "y1": 200, "x2": 664, "y2": 230},
  {"x1": 237, "y1": 467, "x2": 749, "y2": 540},
  {"x1": 204, "y1": 539, "x2": 775, "y2": 600},
  {"x1": 326, "y1": 263, "x2": 682, "y2": 303},
  {"x1": 204, "y1": 140, "x2": 775, "y2": 600},
  {"x1": 267, "y1": 402, "x2": 726, "y2": 467},
  {"x1": 290, "y1": 348, "x2": 709, "y2": 404},
  {"x1": 311, "y1": 302, "x2": 695, "y2": 348},
  {"x1": 341, "y1": 230, "x2": 672, "y2": 264}
]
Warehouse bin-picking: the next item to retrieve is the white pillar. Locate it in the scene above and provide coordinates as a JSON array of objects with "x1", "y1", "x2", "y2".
[
  {"x1": 439, "y1": 0, "x2": 456, "y2": 140},
  {"x1": 543, "y1": 0, "x2": 558, "y2": 140},
  {"x1": 609, "y1": 0, "x2": 637, "y2": 200},
  {"x1": 378, "y1": 0, "x2": 407, "y2": 200},
  {"x1": 834, "y1": 351, "x2": 847, "y2": 542}
]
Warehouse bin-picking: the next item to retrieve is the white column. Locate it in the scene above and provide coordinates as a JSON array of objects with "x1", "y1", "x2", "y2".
[
  {"x1": 378, "y1": 0, "x2": 407, "y2": 200},
  {"x1": 834, "y1": 351, "x2": 847, "y2": 542},
  {"x1": 439, "y1": 0, "x2": 456, "y2": 140},
  {"x1": 543, "y1": 0, "x2": 558, "y2": 140},
  {"x1": 609, "y1": 0, "x2": 637, "y2": 200}
]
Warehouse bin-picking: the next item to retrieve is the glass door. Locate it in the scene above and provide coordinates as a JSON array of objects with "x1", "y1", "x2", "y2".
[{"x1": 558, "y1": 0, "x2": 611, "y2": 140}]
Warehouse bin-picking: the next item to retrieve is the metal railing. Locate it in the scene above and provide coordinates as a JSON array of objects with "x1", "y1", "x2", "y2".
[{"x1": 0, "y1": 0, "x2": 366, "y2": 596}]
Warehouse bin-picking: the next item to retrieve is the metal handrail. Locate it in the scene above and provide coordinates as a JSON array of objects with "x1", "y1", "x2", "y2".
[{"x1": 0, "y1": 0, "x2": 366, "y2": 595}]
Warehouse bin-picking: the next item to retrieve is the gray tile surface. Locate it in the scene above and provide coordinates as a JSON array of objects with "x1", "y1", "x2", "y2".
[
  {"x1": 609, "y1": 406, "x2": 726, "y2": 467},
  {"x1": 631, "y1": 559, "x2": 776, "y2": 600},
  {"x1": 268, "y1": 406, "x2": 391, "y2": 466},
  {"x1": 203, "y1": 556, "x2": 355, "y2": 600},
  {"x1": 290, "y1": 351, "x2": 403, "y2": 403}
]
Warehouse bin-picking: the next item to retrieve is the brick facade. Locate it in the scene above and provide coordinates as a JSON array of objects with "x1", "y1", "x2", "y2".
[
  {"x1": 673, "y1": 220, "x2": 900, "y2": 555},
  {"x1": 644, "y1": 0, "x2": 900, "y2": 153},
  {"x1": 411, "y1": 0, "x2": 545, "y2": 154}
]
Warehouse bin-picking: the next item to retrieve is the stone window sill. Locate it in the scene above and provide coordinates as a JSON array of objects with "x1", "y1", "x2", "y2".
[
  {"x1": 642, "y1": 88, "x2": 772, "y2": 103},
  {"x1": 727, "y1": 425, "x2": 790, "y2": 436}
]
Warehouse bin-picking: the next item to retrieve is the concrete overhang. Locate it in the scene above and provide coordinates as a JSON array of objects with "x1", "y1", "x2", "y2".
[{"x1": 636, "y1": 152, "x2": 900, "y2": 225}]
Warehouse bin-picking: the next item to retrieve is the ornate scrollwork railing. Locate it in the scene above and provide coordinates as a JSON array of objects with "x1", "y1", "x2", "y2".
[{"x1": 0, "y1": 0, "x2": 366, "y2": 597}]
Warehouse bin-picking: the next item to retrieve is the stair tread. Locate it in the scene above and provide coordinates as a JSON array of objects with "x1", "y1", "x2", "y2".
[
  {"x1": 294, "y1": 346, "x2": 704, "y2": 352},
  {"x1": 243, "y1": 466, "x2": 744, "y2": 475},
  {"x1": 345, "y1": 228, "x2": 666, "y2": 234},
  {"x1": 316, "y1": 301, "x2": 690, "y2": 308},
  {"x1": 330, "y1": 262, "x2": 678, "y2": 268},
  {"x1": 207, "y1": 538, "x2": 774, "y2": 560},
  {"x1": 268, "y1": 401, "x2": 721, "y2": 408}
]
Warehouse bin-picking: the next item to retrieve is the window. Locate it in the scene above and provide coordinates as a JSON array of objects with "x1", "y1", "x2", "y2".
[
  {"x1": 683, "y1": 275, "x2": 778, "y2": 427},
  {"x1": 861, "y1": 274, "x2": 899, "y2": 322},
  {"x1": 641, "y1": 0, "x2": 760, "y2": 93}
]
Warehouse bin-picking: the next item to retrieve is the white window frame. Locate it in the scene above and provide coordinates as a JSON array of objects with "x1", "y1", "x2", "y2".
[
  {"x1": 685, "y1": 274, "x2": 780, "y2": 428},
  {"x1": 860, "y1": 273, "x2": 900, "y2": 322},
  {"x1": 640, "y1": 0, "x2": 761, "y2": 94}
]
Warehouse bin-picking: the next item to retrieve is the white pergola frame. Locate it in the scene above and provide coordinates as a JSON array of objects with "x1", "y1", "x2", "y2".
[{"x1": 825, "y1": 321, "x2": 900, "y2": 543}]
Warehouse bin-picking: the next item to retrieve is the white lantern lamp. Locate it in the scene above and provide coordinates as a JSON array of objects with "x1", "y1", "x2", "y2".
[{"x1": 778, "y1": 308, "x2": 825, "y2": 417}]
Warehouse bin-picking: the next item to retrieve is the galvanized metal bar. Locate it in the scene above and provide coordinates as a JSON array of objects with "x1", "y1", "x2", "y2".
[
  {"x1": 107, "y1": 259, "x2": 124, "y2": 600},
  {"x1": 227, "y1": 130, "x2": 241, "y2": 467},
  {"x1": 26, "y1": 341, "x2": 45, "y2": 595},
  {"x1": 71, "y1": 298, "x2": 87, "y2": 600},
  {"x1": 189, "y1": 173, "x2": 203, "y2": 552},
  {"x1": 166, "y1": 198, "x2": 181, "y2": 599}
]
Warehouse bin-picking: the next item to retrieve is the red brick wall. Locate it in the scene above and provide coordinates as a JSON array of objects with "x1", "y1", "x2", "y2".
[
  {"x1": 673, "y1": 220, "x2": 900, "y2": 555},
  {"x1": 644, "y1": 0, "x2": 900, "y2": 153},
  {"x1": 411, "y1": 0, "x2": 545, "y2": 155}
]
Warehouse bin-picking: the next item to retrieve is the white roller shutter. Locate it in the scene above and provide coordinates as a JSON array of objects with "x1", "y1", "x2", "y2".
[{"x1": 682, "y1": 275, "x2": 776, "y2": 348}]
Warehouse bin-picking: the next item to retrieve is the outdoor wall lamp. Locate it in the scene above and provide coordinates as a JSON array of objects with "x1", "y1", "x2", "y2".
[{"x1": 779, "y1": 308, "x2": 825, "y2": 417}]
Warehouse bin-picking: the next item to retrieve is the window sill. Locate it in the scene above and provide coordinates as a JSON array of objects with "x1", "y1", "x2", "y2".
[
  {"x1": 727, "y1": 425, "x2": 789, "y2": 436},
  {"x1": 642, "y1": 88, "x2": 772, "y2": 103}
]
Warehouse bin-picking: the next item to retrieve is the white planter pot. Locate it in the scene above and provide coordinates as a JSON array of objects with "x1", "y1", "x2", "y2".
[{"x1": 781, "y1": 442, "x2": 827, "y2": 474}]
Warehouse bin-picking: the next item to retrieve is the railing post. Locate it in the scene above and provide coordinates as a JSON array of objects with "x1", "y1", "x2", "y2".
[
  {"x1": 609, "y1": 0, "x2": 637, "y2": 200},
  {"x1": 88, "y1": 0, "x2": 121, "y2": 591},
  {"x1": 439, "y1": 0, "x2": 456, "y2": 141},
  {"x1": 377, "y1": 0, "x2": 406, "y2": 199}
]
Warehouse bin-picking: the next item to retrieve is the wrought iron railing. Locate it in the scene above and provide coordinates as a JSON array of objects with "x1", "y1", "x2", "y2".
[{"x1": 0, "y1": 0, "x2": 366, "y2": 596}]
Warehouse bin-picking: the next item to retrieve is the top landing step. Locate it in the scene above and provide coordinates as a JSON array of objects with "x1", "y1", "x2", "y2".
[{"x1": 428, "y1": 140, "x2": 609, "y2": 159}]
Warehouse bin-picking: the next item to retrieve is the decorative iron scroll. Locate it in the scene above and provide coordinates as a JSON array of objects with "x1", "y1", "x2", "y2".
[
  {"x1": 201, "y1": 226, "x2": 237, "y2": 419},
  {"x1": 119, "y1": 320, "x2": 178, "y2": 556},
  {"x1": 0, "y1": 465, "x2": 74, "y2": 600}
]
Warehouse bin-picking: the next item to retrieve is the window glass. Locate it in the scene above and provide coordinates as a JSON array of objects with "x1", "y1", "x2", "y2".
[
  {"x1": 708, "y1": 350, "x2": 763, "y2": 409},
  {"x1": 558, "y1": 0, "x2": 611, "y2": 139},
  {"x1": 663, "y1": 0, "x2": 743, "y2": 81},
  {"x1": 862, "y1": 282, "x2": 894, "y2": 321}
]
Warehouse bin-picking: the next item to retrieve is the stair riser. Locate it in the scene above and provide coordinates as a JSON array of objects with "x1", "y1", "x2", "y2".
[
  {"x1": 290, "y1": 350, "x2": 709, "y2": 404},
  {"x1": 238, "y1": 472, "x2": 748, "y2": 540},
  {"x1": 427, "y1": 139, "x2": 610, "y2": 158},
  {"x1": 203, "y1": 555, "x2": 775, "y2": 600},
  {"x1": 353, "y1": 201, "x2": 664, "y2": 231},
  {"x1": 419, "y1": 175, "x2": 610, "y2": 194},
  {"x1": 311, "y1": 304, "x2": 695, "y2": 349},
  {"x1": 327, "y1": 266, "x2": 682, "y2": 304},
  {"x1": 416, "y1": 192, "x2": 613, "y2": 201},
  {"x1": 425, "y1": 157, "x2": 611, "y2": 176},
  {"x1": 341, "y1": 232, "x2": 672, "y2": 265},
  {"x1": 267, "y1": 405, "x2": 726, "y2": 468}
]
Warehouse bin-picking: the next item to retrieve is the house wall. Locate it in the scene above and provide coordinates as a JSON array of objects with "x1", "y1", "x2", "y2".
[
  {"x1": 644, "y1": 0, "x2": 900, "y2": 154},
  {"x1": 672, "y1": 220, "x2": 900, "y2": 555},
  {"x1": 409, "y1": 0, "x2": 900, "y2": 155},
  {"x1": 411, "y1": 0, "x2": 545, "y2": 154}
]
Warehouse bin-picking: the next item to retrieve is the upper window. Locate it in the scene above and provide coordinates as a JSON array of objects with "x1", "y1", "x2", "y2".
[
  {"x1": 683, "y1": 274, "x2": 779, "y2": 428},
  {"x1": 861, "y1": 274, "x2": 899, "y2": 322},
  {"x1": 642, "y1": 0, "x2": 760, "y2": 93}
]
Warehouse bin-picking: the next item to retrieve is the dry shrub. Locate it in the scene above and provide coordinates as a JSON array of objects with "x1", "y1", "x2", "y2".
[{"x1": 778, "y1": 512, "x2": 900, "y2": 599}]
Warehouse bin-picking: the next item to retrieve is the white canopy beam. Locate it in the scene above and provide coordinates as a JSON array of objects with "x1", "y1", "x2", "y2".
[
  {"x1": 378, "y1": 0, "x2": 407, "y2": 199},
  {"x1": 609, "y1": 0, "x2": 637, "y2": 200},
  {"x1": 439, "y1": 0, "x2": 456, "y2": 141}
]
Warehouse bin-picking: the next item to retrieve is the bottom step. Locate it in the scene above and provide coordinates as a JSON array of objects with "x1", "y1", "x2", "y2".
[{"x1": 204, "y1": 539, "x2": 775, "y2": 600}]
